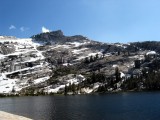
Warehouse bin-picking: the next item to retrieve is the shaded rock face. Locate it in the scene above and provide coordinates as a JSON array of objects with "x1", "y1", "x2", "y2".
[
  {"x1": 0, "y1": 44, "x2": 15, "y2": 55},
  {"x1": 32, "y1": 30, "x2": 64, "y2": 42},
  {"x1": 67, "y1": 35, "x2": 88, "y2": 42},
  {"x1": 32, "y1": 30, "x2": 89, "y2": 44},
  {"x1": 43, "y1": 30, "x2": 64, "y2": 40}
]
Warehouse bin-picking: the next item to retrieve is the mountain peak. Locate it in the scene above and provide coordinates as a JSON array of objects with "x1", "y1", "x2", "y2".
[
  {"x1": 0, "y1": 36, "x2": 17, "y2": 39},
  {"x1": 31, "y1": 30, "x2": 89, "y2": 43}
]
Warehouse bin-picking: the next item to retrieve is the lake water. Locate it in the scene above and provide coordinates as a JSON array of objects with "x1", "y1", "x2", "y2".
[{"x1": 0, "y1": 92, "x2": 160, "y2": 120}]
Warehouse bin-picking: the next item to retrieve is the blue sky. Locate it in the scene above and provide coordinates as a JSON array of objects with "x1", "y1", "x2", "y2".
[{"x1": 1, "y1": 0, "x2": 160, "y2": 43}]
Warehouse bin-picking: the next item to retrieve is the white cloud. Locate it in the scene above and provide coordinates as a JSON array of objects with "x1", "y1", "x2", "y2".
[
  {"x1": 20, "y1": 27, "x2": 24, "y2": 32},
  {"x1": 9, "y1": 25, "x2": 16, "y2": 30},
  {"x1": 20, "y1": 27, "x2": 29, "y2": 32},
  {"x1": 42, "y1": 26, "x2": 50, "y2": 33}
]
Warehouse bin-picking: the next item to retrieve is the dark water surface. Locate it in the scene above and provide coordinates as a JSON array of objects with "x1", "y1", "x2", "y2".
[{"x1": 0, "y1": 92, "x2": 160, "y2": 120}]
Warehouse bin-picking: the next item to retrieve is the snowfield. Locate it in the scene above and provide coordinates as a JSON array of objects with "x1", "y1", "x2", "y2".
[
  {"x1": 0, "y1": 35, "x2": 145, "y2": 95},
  {"x1": 44, "y1": 74, "x2": 85, "y2": 94},
  {"x1": 146, "y1": 51, "x2": 156, "y2": 55},
  {"x1": 0, "y1": 37, "x2": 91, "y2": 94},
  {"x1": 0, "y1": 37, "x2": 51, "y2": 94}
]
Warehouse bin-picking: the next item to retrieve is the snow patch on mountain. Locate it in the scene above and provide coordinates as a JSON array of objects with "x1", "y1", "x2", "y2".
[{"x1": 0, "y1": 37, "x2": 51, "y2": 94}]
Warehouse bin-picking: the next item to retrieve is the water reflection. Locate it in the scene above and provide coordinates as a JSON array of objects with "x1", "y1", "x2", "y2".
[{"x1": 0, "y1": 93, "x2": 160, "y2": 120}]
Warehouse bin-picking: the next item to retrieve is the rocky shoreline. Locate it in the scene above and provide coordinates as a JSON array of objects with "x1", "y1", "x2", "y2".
[{"x1": 0, "y1": 111, "x2": 32, "y2": 120}]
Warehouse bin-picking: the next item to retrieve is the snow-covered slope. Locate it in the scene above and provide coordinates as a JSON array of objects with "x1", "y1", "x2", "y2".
[
  {"x1": 0, "y1": 37, "x2": 51, "y2": 93},
  {"x1": 0, "y1": 32, "x2": 154, "y2": 95}
]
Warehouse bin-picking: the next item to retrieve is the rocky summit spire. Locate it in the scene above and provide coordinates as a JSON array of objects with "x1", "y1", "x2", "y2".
[{"x1": 31, "y1": 30, "x2": 89, "y2": 44}]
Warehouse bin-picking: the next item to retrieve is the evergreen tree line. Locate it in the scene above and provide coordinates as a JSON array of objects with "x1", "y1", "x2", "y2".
[
  {"x1": 84, "y1": 54, "x2": 100, "y2": 63},
  {"x1": 122, "y1": 70, "x2": 160, "y2": 91},
  {"x1": 132, "y1": 41, "x2": 160, "y2": 52},
  {"x1": 64, "y1": 83, "x2": 83, "y2": 95},
  {"x1": 81, "y1": 67, "x2": 122, "y2": 92}
]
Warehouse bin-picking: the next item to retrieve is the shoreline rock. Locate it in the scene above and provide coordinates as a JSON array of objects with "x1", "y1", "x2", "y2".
[{"x1": 0, "y1": 111, "x2": 32, "y2": 120}]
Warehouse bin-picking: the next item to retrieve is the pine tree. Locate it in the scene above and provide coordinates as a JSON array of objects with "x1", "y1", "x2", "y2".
[
  {"x1": 115, "y1": 67, "x2": 121, "y2": 83},
  {"x1": 64, "y1": 85, "x2": 68, "y2": 95},
  {"x1": 95, "y1": 54, "x2": 99, "y2": 59},
  {"x1": 118, "y1": 51, "x2": 120, "y2": 55},
  {"x1": 84, "y1": 57, "x2": 89, "y2": 63},
  {"x1": 90, "y1": 55, "x2": 94, "y2": 62},
  {"x1": 72, "y1": 83, "x2": 76, "y2": 94}
]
